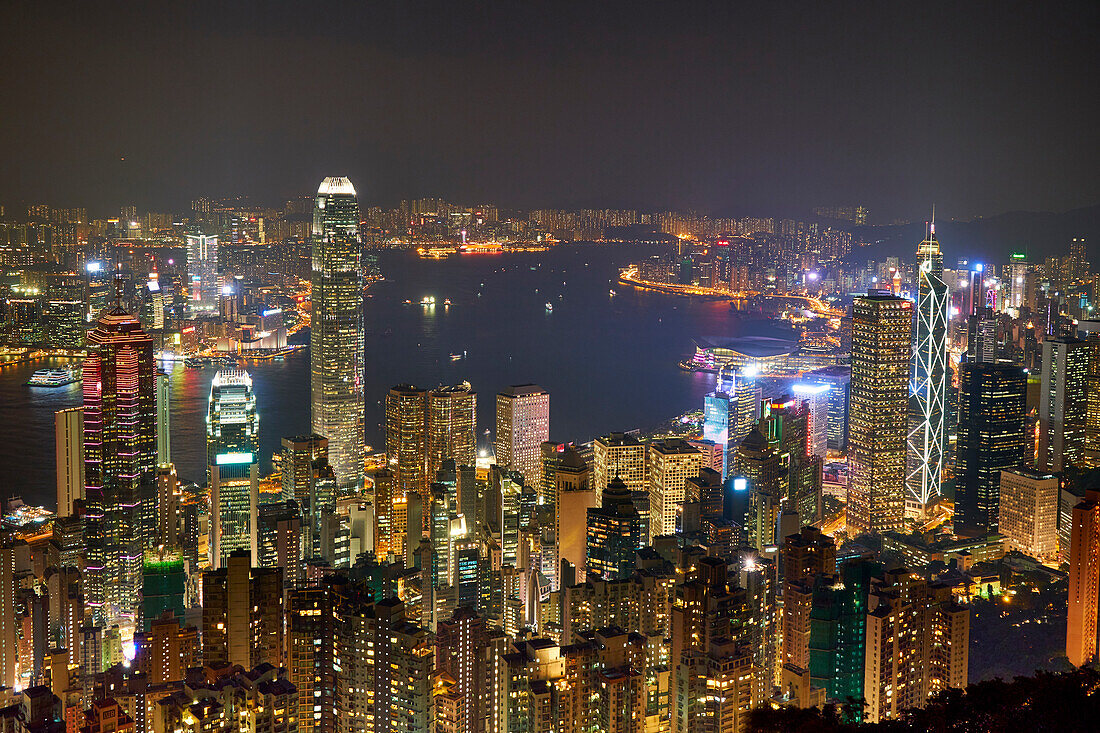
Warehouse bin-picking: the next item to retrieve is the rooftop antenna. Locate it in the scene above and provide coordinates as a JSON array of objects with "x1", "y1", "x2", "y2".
[{"x1": 930, "y1": 204, "x2": 936, "y2": 238}]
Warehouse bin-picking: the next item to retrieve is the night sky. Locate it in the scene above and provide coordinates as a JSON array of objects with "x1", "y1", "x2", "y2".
[{"x1": 1, "y1": 1, "x2": 1097, "y2": 220}]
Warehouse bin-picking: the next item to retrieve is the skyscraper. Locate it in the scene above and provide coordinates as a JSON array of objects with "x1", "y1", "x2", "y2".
[
  {"x1": 427, "y1": 382, "x2": 477, "y2": 481},
  {"x1": 907, "y1": 222, "x2": 949, "y2": 511},
  {"x1": 1039, "y1": 336, "x2": 1090, "y2": 472},
  {"x1": 310, "y1": 176, "x2": 364, "y2": 490},
  {"x1": 386, "y1": 384, "x2": 429, "y2": 498},
  {"x1": 201, "y1": 550, "x2": 284, "y2": 670},
  {"x1": 207, "y1": 369, "x2": 259, "y2": 567},
  {"x1": 494, "y1": 384, "x2": 550, "y2": 486},
  {"x1": 82, "y1": 304, "x2": 156, "y2": 625},
  {"x1": 586, "y1": 477, "x2": 646, "y2": 580},
  {"x1": 647, "y1": 439, "x2": 703, "y2": 539},
  {"x1": 1067, "y1": 488, "x2": 1100, "y2": 667},
  {"x1": 954, "y1": 363, "x2": 1027, "y2": 535},
  {"x1": 847, "y1": 292, "x2": 912, "y2": 535},
  {"x1": 998, "y1": 468, "x2": 1059, "y2": 560},
  {"x1": 55, "y1": 407, "x2": 83, "y2": 518},
  {"x1": 185, "y1": 233, "x2": 219, "y2": 313}
]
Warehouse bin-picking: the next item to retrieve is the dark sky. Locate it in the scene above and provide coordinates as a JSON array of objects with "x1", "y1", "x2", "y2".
[{"x1": 1, "y1": 1, "x2": 1097, "y2": 221}]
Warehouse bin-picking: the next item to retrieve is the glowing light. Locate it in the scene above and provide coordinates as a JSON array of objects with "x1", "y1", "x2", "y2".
[
  {"x1": 86, "y1": 261, "x2": 103, "y2": 273},
  {"x1": 733, "y1": 477, "x2": 747, "y2": 492},
  {"x1": 216, "y1": 452, "x2": 254, "y2": 465}
]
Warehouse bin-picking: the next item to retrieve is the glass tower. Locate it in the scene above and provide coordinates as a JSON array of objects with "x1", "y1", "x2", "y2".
[
  {"x1": 310, "y1": 177, "x2": 364, "y2": 489},
  {"x1": 906, "y1": 222, "x2": 949, "y2": 511},
  {"x1": 207, "y1": 369, "x2": 259, "y2": 567},
  {"x1": 82, "y1": 304, "x2": 157, "y2": 625}
]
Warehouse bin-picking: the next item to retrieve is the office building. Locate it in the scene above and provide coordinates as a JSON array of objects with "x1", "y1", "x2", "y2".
[
  {"x1": 1039, "y1": 336, "x2": 1090, "y2": 472},
  {"x1": 427, "y1": 382, "x2": 477, "y2": 482},
  {"x1": 386, "y1": 384, "x2": 429, "y2": 498},
  {"x1": 954, "y1": 363, "x2": 1028, "y2": 534},
  {"x1": 1067, "y1": 488, "x2": 1100, "y2": 667},
  {"x1": 207, "y1": 370, "x2": 259, "y2": 567},
  {"x1": 998, "y1": 468, "x2": 1059, "y2": 560},
  {"x1": 554, "y1": 446, "x2": 595, "y2": 585},
  {"x1": 55, "y1": 407, "x2": 83, "y2": 518},
  {"x1": 82, "y1": 303, "x2": 156, "y2": 625},
  {"x1": 156, "y1": 369, "x2": 171, "y2": 465},
  {"x1": 592, "y1": 432, "x2": 646, "y2": 493},
  {"x1": 807, "y1": 366, "x2": 851, "y2": 451},
  {"x1": 966, "y1": 306, "x2": 998, "y2": 364},
  {"x1": 586, "y1": 477, "x2": 646, "y2": 580},
  {"x1": 907, "y1": 223, "x2": 949, "y2": 510},
  {"x1": 733, "y1": 428, "x2": 784, "y2": 550},
  {"x1": 494, "y1": 385, "x2": 550, "y2": 486},
  {"x1": 201, "y1": 551, "x2": 283, "y2": 669},
  {"x1": 792, "y1": 382, "x2": 830, "y2": 459},
  {"x1": 310, "y1": 177, "x2": 364, "y2": 490},
  {"x1": 280, "y1": 434, "x2": 329, "y2": 503},
  {"x1": 781, "y1": 527, "x2": 836, "y2": 674},
  {"x1": 847, "y1": 293, "x2": 912, "y2": 534},
  {"x1": 185, "y1": 233, "x2": 219, "y2": 313},
  {"x1": 647, "y1": 439, "x2": 703, "y2": 539}
]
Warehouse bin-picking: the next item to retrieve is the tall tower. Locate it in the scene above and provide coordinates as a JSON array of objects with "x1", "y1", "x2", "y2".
[
  {"x1": 426, "y1": 382, "x2": 477, "y2": 480},
  {"x1": 847, "y1": 292, "x2": 912, "y2": 535},
  {"x1": 954, "y1": 363, "x2": 1027, "y2": 535},
  {"x1": 385, "y1": 384, "x2": 429, "y2": 498},
  {"x1": 1039, "y1": 336, "x2": 1090, "y2": 472},
  {"x1": 185, "y1": 233, "x2": 219, "y2": 314},
  {"x1": 310, "y1": 177, "x2": 364, "y2": 490},
  {"x1": 55, "y1": 407, "x2": 84, "y2": 518},
  {"x1": 494, "y1": 384, "x2": 550, "y2": 486},
  {"x1": 906, "y1": 219, "x2": 949, "y2": 512},
  {"x1": 82, "y1": 304, "x2": 156, "y2": 625},
  {"x1": 207, "y1": 370, "x2": 260, "y2": 568}
]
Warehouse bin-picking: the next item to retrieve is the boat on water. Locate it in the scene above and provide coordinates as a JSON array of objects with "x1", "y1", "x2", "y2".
[
  {"x1": 545, "y1": 302, "x2": 553, "y2": 312},
  {"x1": 27, "y1": 366, "x2": 81, "y2": 387},
  {"x1": 449, "y1": 351, "x2": 466, "y2": 361}
]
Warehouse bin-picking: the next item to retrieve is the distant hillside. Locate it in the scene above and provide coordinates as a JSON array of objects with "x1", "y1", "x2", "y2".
[{"x1": 844, "y1": 204, "x2": 1100, "y2": 266}]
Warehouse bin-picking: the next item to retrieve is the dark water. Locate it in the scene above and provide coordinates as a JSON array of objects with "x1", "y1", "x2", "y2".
[{"x1": 0, "y1": 245, "x2": 795, "y2": 507}]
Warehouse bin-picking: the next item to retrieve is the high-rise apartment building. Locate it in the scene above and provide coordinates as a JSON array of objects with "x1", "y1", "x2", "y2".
[
  {"x1": 207, "y1": 369, "x2": 259, "y2": 567},
  {"x1": 862, "y1": 570, "x2": 969, "y2": 723},
  {"x1": 494, "y1": 385, "x2": 549, "y2": 486},
  {"x1": 954, "y1": 363, "x2": 1028, "y2": 535},
  {"x1": 55, "y1": 407, "x2": 84, "y2": 518},
  {"x1": 201, "y1": 551, "x2": 284, "y2": 670},
  {"x1": 310, "y1": 176, "x2": 364, "y2": 490},
  {"x1": 427, "y1": 382, "x2": 477, "y2": 481},
  {"x1": 1067, "y1": 488, "x2": 1100, "y2": 667},
  {"x1": 847, "y1": 293, "x2": 912, "y2": 534},
  {"x1": 1039, "y1": 336, "x2": 1090, "y2": 472},
  {"x1": 998, "y1": 468, "x2": 1059, "y2": 560},
  {"x1": 647, "y1": 439, "x2": 703, "y2": 539},
  {"x1": 435, "y1": 607, "x2": 491, "y2": 733},
  {"x1": 82, "y1": 304, "x2": 156, "y2": 625},
  {"x1": 385, "y1": 384, "x2": 429, "y2": 498},
  {"x1": 781, "y1": 527, "x2": 836, "y2": 675}
]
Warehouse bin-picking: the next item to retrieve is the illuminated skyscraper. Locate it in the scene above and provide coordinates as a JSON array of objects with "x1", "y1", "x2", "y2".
[
  {"x1": 494, "y1": 384, "x2": 550, "y2": 486},
  {"x1": 55, "y1": 407, "x2": 84, "y2": 518},
  {"x1": 847, "y1": 293, "x2": 912, "y2": 535},
  {"x1": 1039, "y1": 335, "x2": 1090, "y2": 472},
  {"x1": 906, "y1": 222, "x2": 949, "y2": 511},
  {"x1": 647, "y1": 439, "x2": 703, "y2": 539},
  {"x1": 82, "y1": 304, "x2": 156, "y2": 625},
  {"x1": 207, "y1": 370, "x2": 259, "y2": 567},
  {"x1": 1067, "y1": 488, "x2": 1100, "y2": 667},
  {"x1": 427, "y1": 382, "x2": 477, "y2": 481},
  {"x1": 792, "y1": 382, "x2": 830, "y2": 459},
  {"x1": 310, "y1": 176, "x2": 364, "y2": 490},
  {"x1": 386, "y1": 384, "x2": 428, "y2": 498},
  {"x1": 185, "y1": 233, "x2": 219, "y2": 313},
  {"x1": 955, "y1": 363, "x2": 1027, "y2": 535}
]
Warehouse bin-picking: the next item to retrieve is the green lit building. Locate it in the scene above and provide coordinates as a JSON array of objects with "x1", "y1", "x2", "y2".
[
  {"x1": 141, "y1": 549, "x2": 185, "y2": 632},
  {"x1": 808, "y1": 559, "x2": 882, "y2": 718}
]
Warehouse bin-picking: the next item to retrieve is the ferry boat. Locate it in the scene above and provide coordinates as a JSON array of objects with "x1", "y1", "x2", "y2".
[
  {"x1": 27, "y1": 366, "x2": 81, "y2": 387},
  {"x1": 544, "y1": 302, "x2": 553, "y2": 312},
  {"x1": 449, "y1": 351, "x2": 466, "y2": 361}
]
